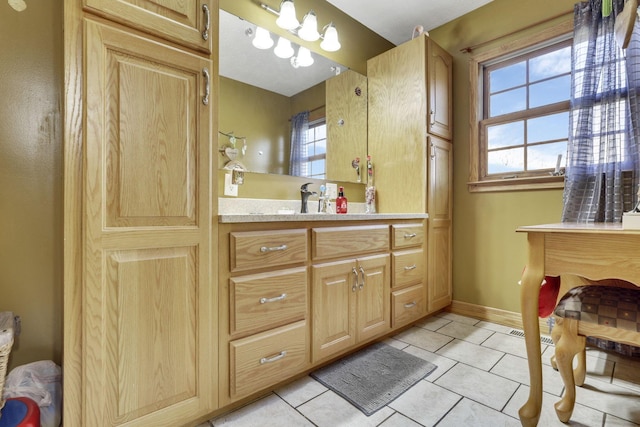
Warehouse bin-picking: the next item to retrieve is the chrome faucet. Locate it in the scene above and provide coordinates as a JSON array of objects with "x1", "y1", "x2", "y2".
[{"x1": 300, "y1": 183, "x2": 317, "y2": 213}]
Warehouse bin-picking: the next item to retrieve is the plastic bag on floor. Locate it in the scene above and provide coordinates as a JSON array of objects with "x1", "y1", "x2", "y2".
[{"x1": 3, "y1": 360, "x2": 62, "y2": 427}]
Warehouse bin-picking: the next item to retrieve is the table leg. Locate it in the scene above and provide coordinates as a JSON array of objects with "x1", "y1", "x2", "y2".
[{"x1": 518, "y1": 237, "x2": 545, "y2": 426}]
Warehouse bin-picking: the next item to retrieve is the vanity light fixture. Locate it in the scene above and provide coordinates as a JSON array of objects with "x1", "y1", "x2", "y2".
[
  {"x1": 290, "y1": 46, "x2": 314, "y2": 68},
  {"x1": 274, "y1": 37, "x2": 294, "y2": 58},
  {"x1": 275, "y1": 0, "x2": 299, "y2": 30},
  {"x1": 297, "y1": 11, "x2": 320, "y2": 41},
  {"x1": 252, "y1": 26, "x2": 274, "y2": 49},
  {"x1": 260, "y1": 1, "x2": 341, "y2": 52},
  {"x1": 320, "y1": 23, "x2": 340, "y2": 52}
]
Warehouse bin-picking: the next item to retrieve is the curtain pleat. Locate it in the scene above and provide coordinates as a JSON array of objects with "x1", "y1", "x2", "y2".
[{"x1": 289, "y1": 111, "x2": 309, "y2": 177}]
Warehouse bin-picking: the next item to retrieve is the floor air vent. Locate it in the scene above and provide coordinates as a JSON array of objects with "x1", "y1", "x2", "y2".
[{"x1": 509, "y1": 329, "x2": 555, "y2": 346}]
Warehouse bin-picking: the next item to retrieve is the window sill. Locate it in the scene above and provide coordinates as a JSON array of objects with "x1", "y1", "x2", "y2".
[{"x1": 468, "y1": 175, "x2": 565, "y2": 193}]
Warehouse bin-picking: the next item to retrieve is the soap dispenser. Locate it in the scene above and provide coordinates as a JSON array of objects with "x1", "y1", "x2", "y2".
[{"x1": 336, "y1": 186, "x2": 348, "y2": 214}]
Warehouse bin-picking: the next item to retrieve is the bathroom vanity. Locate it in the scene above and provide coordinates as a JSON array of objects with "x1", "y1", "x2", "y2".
[{"x1": 216, "y1": 213, "x2": 437, "y2": 407}]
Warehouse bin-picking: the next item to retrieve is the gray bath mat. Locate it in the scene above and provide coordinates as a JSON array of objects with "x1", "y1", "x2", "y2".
[{"x1": 310, "y1": 342, "x2": 437, "y2": 416}]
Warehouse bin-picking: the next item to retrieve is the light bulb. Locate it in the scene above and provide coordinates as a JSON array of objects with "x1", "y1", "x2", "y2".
[
  {"x1": 320, "y1": 23, "x2": 341, "y2": 52},
  {"x1": 274, "y1": 37, "x2": 294, "y2": 58},
  {"x1": 276, "y1": 0, "x2": 299, "y2": 30},
  {"x1": 252, "y1": 26, "x2": 274, "y2": 49},
  {"x1": 298, "y1": 11, "x2": 320, "y2": 42},
  {"x1": 295, "y1": 46, "x2": 314, "y2": 67}
]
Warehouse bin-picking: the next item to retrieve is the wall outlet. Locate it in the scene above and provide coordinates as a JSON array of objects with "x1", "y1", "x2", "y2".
[
  {"x1": 325, "y1": 183, "x2": 337, "y2": 200},
  {"x1": 224, "y1": 173, "x2": 238, "y2": 196}
]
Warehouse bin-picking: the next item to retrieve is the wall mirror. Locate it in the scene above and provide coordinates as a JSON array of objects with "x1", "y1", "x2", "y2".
[{"x1": 219, "y1": 9, "x2": 367, "y2": 184}]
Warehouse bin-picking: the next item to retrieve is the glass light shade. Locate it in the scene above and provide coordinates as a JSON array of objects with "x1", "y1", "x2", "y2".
[
  {"x1": 295, "y1": 46, "x2": 314, "y2": 67},
  {"x1": 252, "y1": 27, "x2": 274, "y2": 49},
  {"x1": 298, "y1": 11, "x2": 320, "y2": 41},
  {"x1": 320, "y1": 24, "x2": 341, "y2": 51},
  {"x1": 276, "y1": 0, "x2": 299, "y2": 30},
  {"x1": 274, "y1": 37, "x2": 294, "y2": 58}
]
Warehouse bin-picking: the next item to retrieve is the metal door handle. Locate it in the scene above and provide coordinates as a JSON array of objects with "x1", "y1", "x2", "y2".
[
  {"x1": 260, "y1": 244, "x2": 287, "y2": 253},
  {"x1": 202, "y1": 4, "x2": 210, "y2": 41},
  {"x1": 260, "y1": 293, "x2": 287, "y2": 304},
  {"x1": 260, "y1": 350, "x2": 287, "y2": 364},
  {"x1": 202, "y1": 68, "x2": 210, "y2": 105}
]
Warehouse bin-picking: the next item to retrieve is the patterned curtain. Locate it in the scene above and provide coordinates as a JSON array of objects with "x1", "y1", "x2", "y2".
[
  {"x1": 289, "y1": 111, "x2": 309, "y2": 176},
  {"x1": 561, "y1": 0, "x2": 640, "y2": 222}
]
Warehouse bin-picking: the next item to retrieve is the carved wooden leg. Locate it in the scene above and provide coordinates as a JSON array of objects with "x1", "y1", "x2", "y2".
[
  {"x1": 518, "y1": 242, "x2": 545, "y2": 427},
  {"x1": 574, "y1": 346, "x2": 586, "y2": 387},
  {"x1": 550, "y1": 317, "x2": 563, "y2": 370},
  {"x1": 554, "y1": 318, "x2": 585, "y2": 423}
]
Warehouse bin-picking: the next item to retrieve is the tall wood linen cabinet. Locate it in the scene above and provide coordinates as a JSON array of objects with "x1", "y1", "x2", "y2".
[
  {"x1": 64, "y1": 1, "x2": 218, "y2": 426},
  {"x1": 367, "y1": 34, "x2": 453, "y2": 313}
]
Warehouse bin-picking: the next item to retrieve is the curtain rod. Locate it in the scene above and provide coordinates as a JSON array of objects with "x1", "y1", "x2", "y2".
[{"x1": 460, "y1": 10, "x2": 573, "y2": 54}]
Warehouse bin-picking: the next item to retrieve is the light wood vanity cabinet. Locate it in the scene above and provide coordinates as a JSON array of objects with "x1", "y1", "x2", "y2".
[
  {"x1": 218, "y1": 219, "x2": 427, "y2": 409},
  {"x1": 311, "y1": 225, "x2": 391, "y2": 362},
  {"x1": 64, "y1": 1, "x2": 218, "y2": 425},
  {"x1": 391, "y1": 224, "x2": 427, "y2": 326},
  {"x1": 219, "y1": 227, "x2": 311, "y2": 406},
  {"x1": 368, "y1": 34, "x2": 453, "y2": 316}
]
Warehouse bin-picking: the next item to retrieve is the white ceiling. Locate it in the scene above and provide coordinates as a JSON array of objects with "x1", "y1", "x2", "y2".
[
  {"x1": 219, "y1": 0, "x2": 493, "y2": 97},
  {"x1": 327, "y1": 0, "x2": 494, "y2": 46}
]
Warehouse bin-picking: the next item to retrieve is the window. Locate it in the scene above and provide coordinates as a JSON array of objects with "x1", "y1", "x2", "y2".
[
  {"x1": 468, "y1": 20, "x2": 573, "y2": 192},
  {"x1": 300, "y1": 118, "x2": 326, "y2": 179}
]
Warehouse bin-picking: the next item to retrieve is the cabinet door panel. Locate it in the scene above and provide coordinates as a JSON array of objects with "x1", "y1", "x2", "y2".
[
  {"x1": 428, "y1": 136, "x2": 452, "y2": 312},
  {"x1": 356, "y1": 254, "x2": 390, "y2": 342},
  {"x1": 84, "y1": 0, "x2": 213, "y2": 52},
  {"x1": 84, "y1": 20, "x2": 214, "y2": 426},
  {"x1": 427, "y1": 39, "x2": 453, "y2": 139},
  {"x1": 312, "y1": 260, "x2": 357, "y2": 362}
]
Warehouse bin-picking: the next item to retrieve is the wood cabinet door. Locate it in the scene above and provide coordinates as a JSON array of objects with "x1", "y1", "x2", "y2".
[
  {"x1": 428, "y1": 136, "x2": 453, "y2": 312},
  {"x1": 326, "y1": 69, "x2": 368, "y2": 183},
  {"x1": 84, "y1": 0, "x2": 214, "y2": 52},
  {"x1": 356, "y1": 254, "x2": 391, "y2": 342},
  {"x1": 427, "y1": 39, "x2": 453, "y2": 140},
  {"x1": 83, "y1": 19, "x2": 215, "y2": 426},
  {"x1": 311, "y1": 259, "x2": 357, "y2": 362}
]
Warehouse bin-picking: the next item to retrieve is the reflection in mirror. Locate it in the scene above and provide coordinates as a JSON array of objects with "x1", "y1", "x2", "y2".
[{"x1": 218, "y1": 9, "x2": 365, "y2": 183}]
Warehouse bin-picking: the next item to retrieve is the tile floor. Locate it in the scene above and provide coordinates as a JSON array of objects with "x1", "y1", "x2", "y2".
[{"x1": 201, "y1": 312, "x2": 640, "y2": 426}]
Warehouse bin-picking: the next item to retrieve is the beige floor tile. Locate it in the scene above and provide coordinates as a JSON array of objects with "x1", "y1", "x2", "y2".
[
  {"x1": 378, "y1": 413, "x2": 423, "y2": 427},
  {"x1": 437, "y1": 312, "x2": 480, "y2": 325},
  {"x1": 475, "y1": 320, "x2": 514, "y2": 334},
  {"x1": 414, "y1": 315, "x2": 451, "y2": 331},
  {"x1": 604, "y1": 413, "x2": 640, "y2": 426},
  {"x1": 612, "y1": 358, "x2": 640, "y2": 393},
  {"x1": 297, "y1": 390, "x2": 395, "y2": 427},
  {"x1": 437, "y1": 398, "x2": 521, "y2": 427},
  {"x1": 503, "y1": 385, "x2": 605, "y2": 426},
  {"x1": 382, "y1": 336, "x2": 410, "y2": 350},
  {"x1": 211, "y1": 393, "x2": 314, "y2": 426},
  {"x1": 436, "y1": 338, "x2": 503, "y2": 371},
  {"x1": 401, "y1": 344, "x2": 457, "y2": 382},
  {"x1": 436, "y1": 320, "x2": 495, "y2": 344},
  {"x1": 387, "y1": 380, "x2": 461, "y2": 426},
  {"x1": 481, "y1": 332, "x2": 536, "y2": 359},
  {"x1": 490, "y1": 353, "x2": 565, "y2": 396},
  {"x1": 274, "y1": 375, "x2": 327, "y2": 408},
  {"x1": 434, "y1": 363, "x2": 518, "y2": 411},
  {"x1": 393, "y1": 326, "x2": 454, "y2": 352},
  {"x1": 574, "y1": 377, "x2": 640, "y2": 423}
]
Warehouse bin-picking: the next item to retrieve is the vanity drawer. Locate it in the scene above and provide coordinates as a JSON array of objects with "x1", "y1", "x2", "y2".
[
  {"x1": 391, "y1": 284, "x2": 425, "y2": 327},
  {"x1": 312, "y1": 225, "x2": 389, "y2": 260},
  {"x1": 230, "y1": 229, "x2": 307, "y2": 272},
  {"x1": 230, "y1": 267, "x2": 307, "y2": 336},
  {"x1": 230, "y1": 321, "x2": 307, "y2": 398},
  {"x1": 391, "y1": 223, "x2": 425, "y2": 249},
  {"x1": 392, "y1": 249, "x2": 425, "y2": 288}
]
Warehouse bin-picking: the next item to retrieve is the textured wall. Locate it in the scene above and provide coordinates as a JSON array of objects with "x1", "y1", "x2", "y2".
[{"x1": 0, "y1": 1, "x2": 63, "y2": 368}]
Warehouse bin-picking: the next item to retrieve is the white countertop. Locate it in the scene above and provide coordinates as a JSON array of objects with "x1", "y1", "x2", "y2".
[{"x1": 219, "y1": 212, "x2": 428, "y2": 223}]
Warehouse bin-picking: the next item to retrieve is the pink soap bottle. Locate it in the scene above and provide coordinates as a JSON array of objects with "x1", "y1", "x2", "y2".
[{"x1": 336, "y1": 186, "x2": 348, "y2": 214}]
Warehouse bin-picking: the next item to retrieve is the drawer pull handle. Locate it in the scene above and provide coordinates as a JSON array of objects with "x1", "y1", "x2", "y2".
[
  {"x1": 404, "y1": 233, "x2": 417, "y2": 239},
  {"x1": 404, "y1": 264, "x2": 417, "y2": 271},
  {"x1": 404, "y1": 301, "x2": 417, "y2": 309},
  {"x1": 202, "y1": 4, "x2": 210, "y2": 41},
  {"x1": 260, "y1": 350, "x2": 287, "y2": 364},
  {"x1": 359, "y1": 266, "x2": 365, "y2": 290},
  {"x1": 260, "y1": 293, "x2": 287, "y2": 304},
  {"x1": 260, "y1": 244, "x2": 287, "y2": 253},
  {"x1": 352, "y1": 267, "x2": 358, "y2": 292}
]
